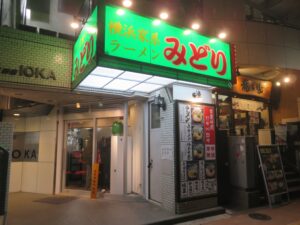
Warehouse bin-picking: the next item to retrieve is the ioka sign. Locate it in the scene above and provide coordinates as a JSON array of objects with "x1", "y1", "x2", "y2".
[
  {"x1": 104, "y1": 5, "x2": 232, "y2": 81},
  {"x1": 72, "y1": 7, "x2": 98, "y2": 82}
]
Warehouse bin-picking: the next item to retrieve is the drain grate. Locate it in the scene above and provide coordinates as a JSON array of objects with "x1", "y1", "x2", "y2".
[{"x1": 248, "y1": 213, "x2": 272, "y2": 221}]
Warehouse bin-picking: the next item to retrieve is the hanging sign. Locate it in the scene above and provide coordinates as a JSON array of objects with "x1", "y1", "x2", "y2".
[
  {"x1": 104, "y1": 5, "x2": 232, "y2": 82},
  {"x1": 177, "y1": 102, "x2": 217, "y2": 201},
  {"x1": 233, "y1": 76, "x2": 272, "y2": 99}
]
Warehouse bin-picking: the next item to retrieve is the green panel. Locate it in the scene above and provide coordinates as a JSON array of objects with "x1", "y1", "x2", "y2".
[
  {"x1": 104, "y1": 5, "x2": 232, "y2": 82},
  {"x1": 72, "y1": 7, "x2": 98, "y2": 82}
]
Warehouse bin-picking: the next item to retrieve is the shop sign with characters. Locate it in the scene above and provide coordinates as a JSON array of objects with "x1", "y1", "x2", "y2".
[{"x1": 104, "y1": 5, "x2": 232, "y2": 81}]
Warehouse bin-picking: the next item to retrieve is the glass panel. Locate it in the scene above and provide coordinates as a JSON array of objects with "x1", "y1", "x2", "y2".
[
  {"x1": 65, "y1": 120, "x2": 93, "y2": 190},
  {"x1": 151, "y1": 104, "x2": 160, "y2": 129}
]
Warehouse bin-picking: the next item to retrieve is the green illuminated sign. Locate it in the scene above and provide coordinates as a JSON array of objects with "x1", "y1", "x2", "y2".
[
  {"x1": 104, "y1": 5, "x2": 232, "y2": 81},
  {"x1": 72, "y1": 7, "x2": 98, "y2": 81}
]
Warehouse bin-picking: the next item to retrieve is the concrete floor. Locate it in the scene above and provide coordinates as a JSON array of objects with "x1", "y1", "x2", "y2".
[{"x1": 6, "y1": 193, "x2": 300, "y2": 225}]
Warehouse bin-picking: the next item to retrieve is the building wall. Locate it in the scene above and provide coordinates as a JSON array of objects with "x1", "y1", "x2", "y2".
[{"x1": 5, "y1": 108, "x2": 57, "y2": 194}]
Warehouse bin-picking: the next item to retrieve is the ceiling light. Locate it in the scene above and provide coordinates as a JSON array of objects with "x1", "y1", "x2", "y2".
[
  {"x1": 122, "y1": 0, "x2": 132, "y2": 7},
  {"x1": 91, "y1": 66, "x2": 124, "y2": 78},
  {"x1": 13, "y1": 113, "x2": 20, "y2": 117},
  {"x1": 191, "y1": 23, "x2": 200, "y2": 30},
  {"x1": 79, "y1": 75, "x2": 113, "y2": 88},
  {"x1": 183, "y1": 30, "x2": 191, "y2": 35},
  {"x1": 283, "y1": 77, "x2": 290, "y2": 83},
  {"x1": 218, "y1": 32, "x2": 227, "y2": 39},
  {"x1": 159, "y1": 12, "x2": 169, "y2": 20},
  {"x1": 104, "y1": 79, "x2": 139, "y2": 91},
  {"x1": 146, "y1": 76, "x2": 175, "y2": 85},
  {"x1": 153, "y1": 19, "x2": 161, "y2": 26},
  {"x1": 117, "y1": 9, "x2": 125, "y2": 16},
  {"x1": 70, "y1": 22, "x2": 79, "y2": 29},
  {"x1": 118, "y1": 71, "x2": 152, "y2": 82},
  {"x1": 130, "y1": 83, "x2": 162, "y2": 93},
  {"x1": 98, "y1": 102, "x2": 103, "y2": 107},
  {"x1": 276, "y1": 81, "x2": 281, "y2": 87},
  {"x1": 76, "y1": 103, "x2": 81, "y2": 109}
]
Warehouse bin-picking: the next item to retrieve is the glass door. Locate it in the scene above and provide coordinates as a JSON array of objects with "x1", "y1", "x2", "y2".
[{"x1": 64, "y1": 120, "x2": 93, "y2": 190}]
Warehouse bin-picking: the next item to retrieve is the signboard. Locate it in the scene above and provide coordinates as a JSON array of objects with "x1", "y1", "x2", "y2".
[
  {"x1": 173, "y1": 84, "x2": 213, "y2": 104},
  {"x1": 232, "y1": 97, "x2": 264, "y2": 112},
  {"x1": 12, "y1": 132, "x2": 39, "y2": 162},
  {"x1": 104, "y1": 5, "x2": 232, "y2": 81},
  {"x1": 177, "y1": 102, "x2": 217, "y2": 201},
  {"x1": 91, "y1": 163, "x2": 99, "y2": 199},
  {"x1": 233, "y1": 76, "x2": 272, "y2": 99},
  {"x1": 72, "y1": 7, "x2": 98, "y2": 82},
  {"x1": 257, "y1": 145, "x2": 289, "y2": 206}
]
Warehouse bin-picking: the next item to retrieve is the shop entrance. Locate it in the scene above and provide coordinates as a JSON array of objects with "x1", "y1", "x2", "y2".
[{"x1": 149, "y1": 103, "x2": 162, "y2": 203}]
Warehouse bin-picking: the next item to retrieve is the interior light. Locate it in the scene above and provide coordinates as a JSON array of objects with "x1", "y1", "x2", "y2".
[
  {"x1": 153, "y1": 19, "x2": 161, "y2": 26},
  {"x1": 122, "y1": 0, "x2": 132, "y2": 8},
  {"x1": 76, "y1": 103, "x2": 81, "y2": 109},
  {"x1": 26, "y1": 9, "x2": 31, "y2": 20},
  {"x1": 104, "y1": 79, "x2": 139, "y2": 91},
  {"x1": 130, "y1": 83, "x2": 162, "y2": 93},
  {"x1": 13, "y1": 113, "x2": 20, "y2": 117},
  {"x1": 79, "y1": 75, "x2": 113, "y2": 88},
  {"x1": 283, "y1": 77, "x2": 290, "y2": 83},
  {"x1": 276, "y1": 81, "x2": 281, "y2": 87},
  {"x1": 146, "y1": 76, "x2": 175, "y2": 85},
  {"x1": 117, "y1": 9, "x2": 125, "y2": 16},
  {"x1": 218, "y1": 32, "x2": 227, "y2": 39},
  {"x1": 118, "y1": 71, "x2": 152, "y2": 82},
  {"x1": 183, "y1": 30, "x2": 191, "y2": 35},
  {"x1": 191, "y1": 23, "x2": 200, "y2": 30},
  {"x1": 91, "y1": 66, "x2": 124, "y2": 78},
  {"x1": 159, "y1": 12, "x2": 169, "y2": 20},
  {"x1": 209, "y1": 38, "x2": 216, "y2": 43},
  {"x1": 70, "y1": 22, "x2": 79, "y2": 29}
]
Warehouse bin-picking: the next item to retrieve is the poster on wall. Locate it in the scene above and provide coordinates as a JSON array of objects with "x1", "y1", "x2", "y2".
[{"x1": 177, "y1": 102, "x2": 217, "y2": 201}]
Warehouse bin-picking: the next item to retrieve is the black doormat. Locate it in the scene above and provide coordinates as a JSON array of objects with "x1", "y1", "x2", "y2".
[
  {"x1": 33, "y1": 196, "x2": 78, "y2": 205},
  {"x1": 248, "y1": 213, "x2": 272, "y2": 221}
]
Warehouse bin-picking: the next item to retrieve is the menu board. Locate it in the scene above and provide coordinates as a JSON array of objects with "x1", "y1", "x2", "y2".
[
  {"x1": 257, "y1": 145, "x2": 288, "y2": 196},
  {"x1": 177, "y1": 102, "x2": 217, "y2": 200}
]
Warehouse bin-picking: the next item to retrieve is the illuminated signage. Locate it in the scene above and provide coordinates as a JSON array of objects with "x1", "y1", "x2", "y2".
[{"x1": 104, "y1": 5, "x2": 232, "y2": 81}]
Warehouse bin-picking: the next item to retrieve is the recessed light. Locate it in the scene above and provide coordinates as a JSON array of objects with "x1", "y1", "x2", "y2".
[
  {"x1": 70, "y1": 22, "x2": 79, "y2": 29},
  {"x1": 218, "y1": 32, "x2": 227, "y2": 39},
  {"x1": 122, "y1": 0, "x2": 132, "y2": 8},
  {"x1": 283, "y1": 77, "x2": 290, "y2": 83},
  {"x1": 276, "y1": 81, "x2": 281, "y2": 87},
  {"x1": 159, "y1": 12, "x2": 169, "y2": 20},
  {"x1": 191, "y1": 23, "x2": 200, "y2": 30}
]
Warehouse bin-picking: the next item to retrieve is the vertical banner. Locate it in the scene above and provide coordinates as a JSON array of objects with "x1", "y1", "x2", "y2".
[
  {"x1": 90, "y1": 163, "x2": 99, "y2": 199},
  {"x1": 177, "y1": 102, "x2": 217, "y2": 201}
]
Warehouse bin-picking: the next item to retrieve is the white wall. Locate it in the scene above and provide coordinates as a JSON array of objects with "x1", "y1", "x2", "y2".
[{"x1": 5, "y1": 108, "x2": 57, "y2": 194}]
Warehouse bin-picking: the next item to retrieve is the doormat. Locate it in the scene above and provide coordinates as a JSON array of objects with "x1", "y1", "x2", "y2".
[
  {"x1": 248, "y1": 213, "x2": 272, "y2": 221},
  {"x1": 33, "y1": 196, "x2": 78, "y2": 205}
]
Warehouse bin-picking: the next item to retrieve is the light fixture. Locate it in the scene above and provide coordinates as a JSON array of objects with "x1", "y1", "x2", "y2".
[
  {"x1": 218, "y1": 32, "x2": 227, "y2": 39},
  {"x1": 91, "y1": 66, "x2": 124, "y2": 78},
  {"x1": 104, "y1": 79, "x2": 139, "y2": 91},
  {"x1": 26, "y1": 9, "x2": 31, "y2": 20},
  {"x1": 13, "y1": 113, "x2": 20, "y2": 117},
  {"x1": 159, "y1": 12, "x2": 169, "y2": 20},
  {"x1": 191, "y1": 23, "x2": 200, "y2": 30},
  {"x1": 283, "y1": 77, "x2": 290, "y2": 83},
  {"x1": 117, "y1": 9, "x2": 125, "y2": 16},
  {"x1": 76, "y1": 103, "x2": 81, "y2": 109},
  {"x1": 98, "y1": 102, "x2": 104, "y2": 107},
  {"x1": 79, "y1": 75, "x2": 113, "y2": 88},
  {"x1": 152, "y1": 19, "x2": 161, "y2": 26},
  {"x1": 154, "y1": 94, "x2": 166, "y2": 110},
  {"x1": 276, "y1": 81, "x2": 281, "y2": 87},
  {"x1": 118, "y1": 71, "x2": 152, "y2": 82},
  {"x1": 130, "y1": 83, "x2": 162, "y2": 93},
  {"x1": 122, "y1": 0, "x2": 132, "y2": 7},
  {"x1": 70, "y1": 22, "x2": 79, "y2": 29},
  {"x1": 183, "y1": 29, "x2": 191, "y2": 35}
]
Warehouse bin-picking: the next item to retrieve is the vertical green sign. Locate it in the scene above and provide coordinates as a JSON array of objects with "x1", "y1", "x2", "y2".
[
  {"x1": 72, "y1": 7, "x2": 98, "y2": 82},
  {"x1": 104, "y1": 5, "x2": 232, "y2": 81}
]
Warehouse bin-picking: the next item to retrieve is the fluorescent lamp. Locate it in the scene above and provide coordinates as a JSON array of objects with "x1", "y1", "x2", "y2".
[
  {"x1": 91, "y1": 66, "x2": 124, "y2": 78},
  {"x1": 130, "y1": 83, "x2": 162, "y2": 93},
  {"x1": 79, "y1": 75, "x2": 113, "y2": 88},
  {"x1": 119, "y1": 71, "x2": 152, "y2": 82},
  {"x1": 146, "y1": 76, "x2": 175, "y2": 85},
  {"x1": 26, "y1": 9, "x2": 31, "y2": 20},
  {"x1": 104, "y1": 79, "x2": 139, "y2": 91}
]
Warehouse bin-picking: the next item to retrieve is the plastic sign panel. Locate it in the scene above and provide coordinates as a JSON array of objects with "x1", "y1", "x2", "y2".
[
  {"x1": 72, "y1": 7, "x2": 98, "y2": 82},
  {"x1": 104, "y1": 5, "x2": 232, "y2": 81}
]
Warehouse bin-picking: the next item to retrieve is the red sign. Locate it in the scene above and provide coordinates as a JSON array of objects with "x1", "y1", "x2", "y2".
[{"x1": 204, "y1": 106, "x2": 216, "y2": 160}]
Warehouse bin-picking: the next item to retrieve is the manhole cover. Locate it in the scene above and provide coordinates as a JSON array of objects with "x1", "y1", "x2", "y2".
[{"x1": 249, "y1": 213, "x2": 272, "y2": 221}]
